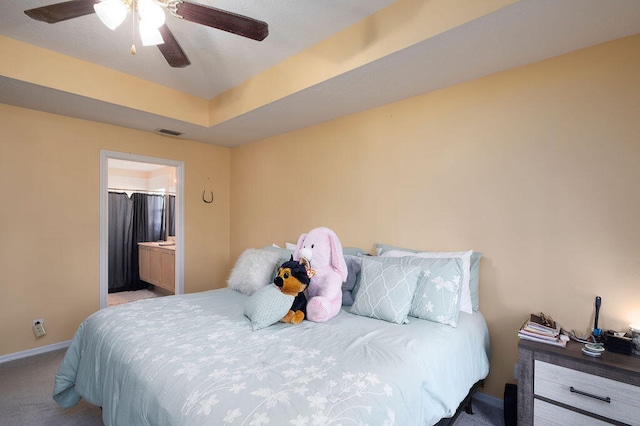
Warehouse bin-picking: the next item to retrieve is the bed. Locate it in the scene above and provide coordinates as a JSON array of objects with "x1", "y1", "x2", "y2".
[{"x1": 54, "y1": 246, "x2": 490, "y2": 425}]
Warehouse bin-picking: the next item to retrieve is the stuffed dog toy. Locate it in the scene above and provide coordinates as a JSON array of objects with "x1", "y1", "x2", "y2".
[
  {"x1": 274, "y1": 256, "x2": 310, "y2": 324},
  {"x1": 294, "y1": 227, "x2": 348, "y2": 322}
]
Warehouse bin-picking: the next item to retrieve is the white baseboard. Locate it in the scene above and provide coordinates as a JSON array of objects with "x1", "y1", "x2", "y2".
[
  {"x1": 474, "y1": 391, "x2": 504, "y2": 409},
  {"x1": 0, "y1": 340, "x2": 71, "y2": 364}
]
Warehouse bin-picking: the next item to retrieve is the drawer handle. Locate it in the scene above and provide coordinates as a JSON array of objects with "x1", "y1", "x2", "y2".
[{"x1": 569, "y1": 386, "x2": 611, "y2": 403}]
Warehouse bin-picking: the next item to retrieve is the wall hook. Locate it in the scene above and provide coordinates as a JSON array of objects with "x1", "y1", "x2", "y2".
[{"x1": 202, "y1": 177, "x2": 214, "y2": 204}]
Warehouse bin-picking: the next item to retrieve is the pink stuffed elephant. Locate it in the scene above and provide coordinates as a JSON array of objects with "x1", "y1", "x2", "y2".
[{"x1": 294, "y1": 227, "x2": 348, "y2": 323}]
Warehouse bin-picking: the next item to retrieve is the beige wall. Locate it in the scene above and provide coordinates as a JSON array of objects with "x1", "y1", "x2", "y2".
[
  {"x1": 0, "y1": 108, "x2": 230, "y2": 356},
  {"x1": 2, "y1": 32, "x2": 639, "y2": 401},
  {"x1": 230, "y1": 34, "x2": 640, "y2": 398}
]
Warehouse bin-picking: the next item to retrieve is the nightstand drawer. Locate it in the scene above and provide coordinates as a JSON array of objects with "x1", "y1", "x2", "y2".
[
  {"x1": 535, "y1": 360, "x2": 640, "y2": 425},
  {"x1": 534, "y1": 399, "x2": 610, "y2": 426}
]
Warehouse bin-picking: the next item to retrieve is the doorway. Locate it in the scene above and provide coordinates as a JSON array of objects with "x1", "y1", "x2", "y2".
[{"x1": 99, "y1": 150, "x2": 185, "y2": 309}]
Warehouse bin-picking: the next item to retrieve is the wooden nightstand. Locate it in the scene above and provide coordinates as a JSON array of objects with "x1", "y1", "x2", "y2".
[{"x1": 518, "y1": 339, "x2": 640, "y2": 425}]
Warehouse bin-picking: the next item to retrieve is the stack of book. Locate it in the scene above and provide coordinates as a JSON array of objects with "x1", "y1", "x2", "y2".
[{"x1": 518, "y1": 313, "x2": 567, "y2": 347}]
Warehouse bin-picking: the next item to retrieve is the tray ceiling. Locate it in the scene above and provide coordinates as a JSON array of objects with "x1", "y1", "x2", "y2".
[{"x1": 1, "y1": 0, "x2": 639, "y2": 146}]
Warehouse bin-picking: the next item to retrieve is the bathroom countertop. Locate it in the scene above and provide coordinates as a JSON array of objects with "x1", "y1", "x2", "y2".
[{"x1": 138, "y1": 241, "x2": 176, "y2": 251}]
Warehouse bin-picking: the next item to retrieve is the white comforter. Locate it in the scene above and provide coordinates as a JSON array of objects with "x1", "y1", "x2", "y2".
[{"x1": 54, "y1": 288, "x2": 490, "y2": 425}]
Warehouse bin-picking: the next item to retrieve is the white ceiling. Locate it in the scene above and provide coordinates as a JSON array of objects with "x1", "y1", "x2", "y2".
[
  {"x1": 2, "y1": 0, "x2": 397, "y2": 100},
  {"x1": 1, "y1": 0, "x2": 639, "y2": 147}
]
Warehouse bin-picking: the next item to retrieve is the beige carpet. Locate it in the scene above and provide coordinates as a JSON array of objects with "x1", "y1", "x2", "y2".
[
  {"x1": 0, "y1": 349, "x2": 103, "y2": 425},
  {"x1": 1, "y1": 348, "x2": 504, "y2": 425},
  {"x1": 108, "y1": 288, "x2": 161, "y2": 306}
]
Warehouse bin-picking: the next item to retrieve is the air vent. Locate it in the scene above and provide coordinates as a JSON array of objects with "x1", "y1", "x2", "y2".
[{"x1": 156, "y1": 128, "x2": 183, "y2": 137}]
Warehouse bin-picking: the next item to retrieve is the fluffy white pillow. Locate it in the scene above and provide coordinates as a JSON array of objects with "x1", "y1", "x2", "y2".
[
  {"x1": 227, "y1": 248, "x2": 282, "y2": 295},
  {"x1": 381, "y1": 249, "x2": 473, "y2": 314}
]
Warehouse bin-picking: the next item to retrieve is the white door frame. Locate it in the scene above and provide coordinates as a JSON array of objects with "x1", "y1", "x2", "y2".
[{"x1": 99, "y1": 150, "x2": 185, "y2": 309}]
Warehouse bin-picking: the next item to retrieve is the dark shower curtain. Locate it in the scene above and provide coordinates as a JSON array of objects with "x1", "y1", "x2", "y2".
[
  {"x1": 108, "y1": 192, "x2": 133, "y2": 293},
  {"x1": 108, "y1": 192, "x2": 166, "y2": 293},
  {"x1": 168, "y1": 195, "x2": 175, "y2": 237}
]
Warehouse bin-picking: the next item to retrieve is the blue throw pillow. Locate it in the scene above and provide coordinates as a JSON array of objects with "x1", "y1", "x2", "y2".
[
  {"x1": 244, "y1": 284, "x2": 294, "y2": 331},
  {"x1": 376, "y1": 243, "x2": 482, "y2": 311},
  {"x1": 367, "y1": 255, "x2": 464, "y2": 327},
  {"x1": 350, "y1": 257, "x2": 421, "y2": 324}
]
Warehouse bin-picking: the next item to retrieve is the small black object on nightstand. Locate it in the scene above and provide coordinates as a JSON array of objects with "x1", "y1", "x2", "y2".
[{"x1": 604, "y1": 330, "x2": 634, "y2": 355}]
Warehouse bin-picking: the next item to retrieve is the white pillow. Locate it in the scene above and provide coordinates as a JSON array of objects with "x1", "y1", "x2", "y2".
[
  {"x1": 381, "y1": 249, "x2": 473, "y2": 314},
  {"x1": 227, "y1": 248, "x2": 282, "y2": 295}
]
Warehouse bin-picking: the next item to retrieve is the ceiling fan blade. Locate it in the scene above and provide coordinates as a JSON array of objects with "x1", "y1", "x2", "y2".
[
  {"x1": 157, "y1": 25, "x2": 191, "y2": 68},
  {"x1": 175, "y1": 1, "x2": 268, "y2": 41},
  {"x1": 25, "y1": 0, "x2": 98, "y2": 24}
]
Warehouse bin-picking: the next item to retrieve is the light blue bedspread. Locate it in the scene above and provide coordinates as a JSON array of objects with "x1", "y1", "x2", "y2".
[{"x1": 54, "y1": 288, "x2": 490, "y2": 425}]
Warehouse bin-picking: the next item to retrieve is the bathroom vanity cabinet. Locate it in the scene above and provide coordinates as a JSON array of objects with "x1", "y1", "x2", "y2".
[{"x1": 138, "y1": 242, "x2": 175, "y2": 293}]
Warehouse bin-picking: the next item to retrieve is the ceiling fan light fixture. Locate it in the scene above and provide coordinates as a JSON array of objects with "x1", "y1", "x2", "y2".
[
  {"x1": 139, "y1": 20, "x2": 165, "y2": 46},
  {"x1": 138, "y1": 0, "x2": 166, "y2": 28},
  {"x1": 24, "y1": 0, "x2": 269, "y2": 68},
  {"x1": 94, "y1": 0, "x2": 128, "y2": 30}
]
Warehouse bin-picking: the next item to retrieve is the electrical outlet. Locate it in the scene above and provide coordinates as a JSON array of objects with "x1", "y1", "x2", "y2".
[{"x1": 33, "y1": 319, "x2": 46, "y2": 338}]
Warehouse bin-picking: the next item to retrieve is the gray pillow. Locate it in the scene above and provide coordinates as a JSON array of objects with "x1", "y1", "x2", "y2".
[
  {"x1": 350, "y1": 257, "x2": 421, "y2": 324},
  {"x1": 244, "y1": 284, "x2": 294, "y2": 331},
  {"x1": 342, "y1": 247, "x2": 368, "y2": 256},
  {"x1": 468, "y1": 252, "x2": 482, "y2": 312},
  {"x1": 341, "y1": 255, "x2": 362, "y2": 306},
  {"x1": 263, "y1": 245, "x2": 294, "y2": 262}
]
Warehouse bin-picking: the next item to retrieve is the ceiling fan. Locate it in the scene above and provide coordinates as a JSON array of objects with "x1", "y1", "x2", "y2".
[{"x1": 24, "y1": 0, "x2": 269, "y2": 68}]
